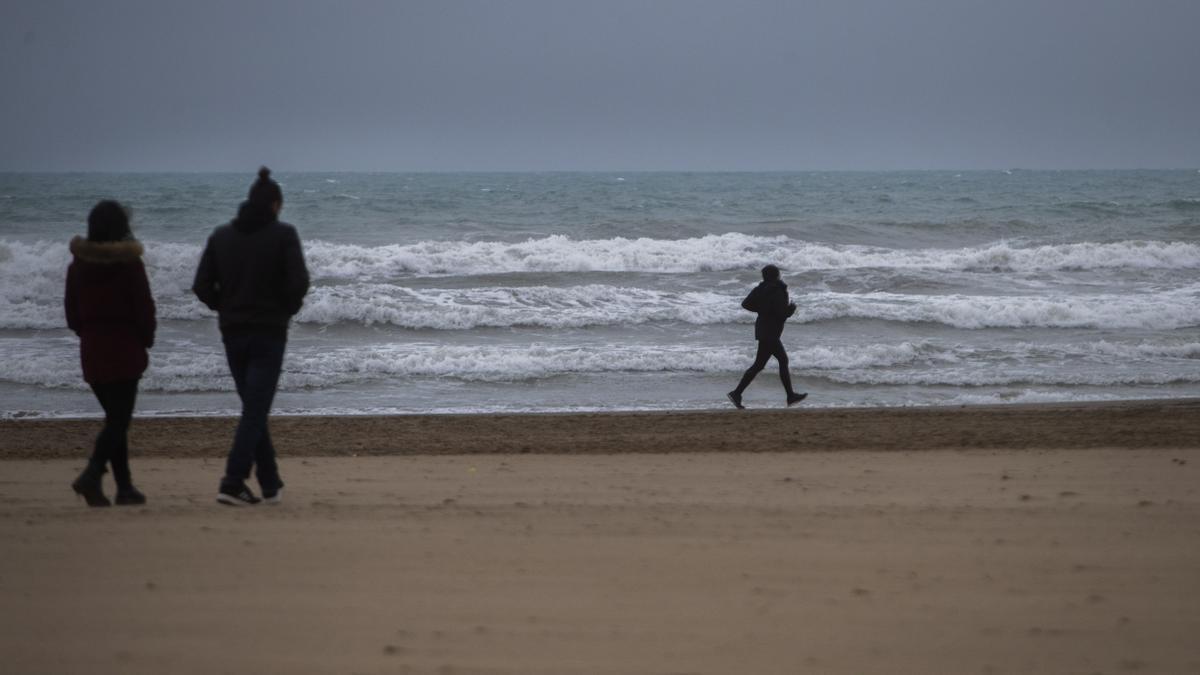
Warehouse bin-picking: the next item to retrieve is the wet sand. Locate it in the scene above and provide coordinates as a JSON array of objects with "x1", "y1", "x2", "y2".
[
  {"x1": 2, "y1": 401, "x2": 1199, "y2": 674},
  {"x1": 3, "y1": 399, "x2": 1199, "y2": 459}
]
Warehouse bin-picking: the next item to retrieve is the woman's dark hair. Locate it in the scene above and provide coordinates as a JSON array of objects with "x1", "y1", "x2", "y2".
[
  {"x1": 87, "y1": 200, "x2": 131, "y2": 242},
  {"x1": 761, "y1": 264, "x2": 781, "y2": 281},
  {"x1": 247, "y1": 166, "x2": 283, "y2": 205}
]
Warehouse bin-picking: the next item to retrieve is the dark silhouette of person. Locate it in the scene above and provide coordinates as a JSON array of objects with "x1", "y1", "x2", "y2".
[
  {"x1": 727, "y1": 264, "x2": 807, "y2": 409},
  {"x1": 65, "y1": 200, "x2": 157, "y2": 506},
  {"x1": 193, "y1": 167, "x2": 310, "y2": 506}
]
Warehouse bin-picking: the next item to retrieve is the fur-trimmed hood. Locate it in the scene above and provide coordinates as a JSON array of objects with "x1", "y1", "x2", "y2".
[{"x1": 69, "y1": 236, "x2": 144, "y2": 264}]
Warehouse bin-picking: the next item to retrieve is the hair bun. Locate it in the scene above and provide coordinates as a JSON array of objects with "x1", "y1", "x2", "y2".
[{"x1": 258, "y1": 166, "x2": 271, "y2": 180}]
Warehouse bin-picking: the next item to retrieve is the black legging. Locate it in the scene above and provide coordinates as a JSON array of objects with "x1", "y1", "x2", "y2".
[
  {"x1": 88, "y1": 379, "x2": 139, "y2": 489},
  {"x1": 733, "y1": 338, "x2": 796, "y2": 396}
]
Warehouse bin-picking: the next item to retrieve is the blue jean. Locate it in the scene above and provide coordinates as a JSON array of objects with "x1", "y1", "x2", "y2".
[{"x1": 222, "y1": 333, "x2": 286, "y2": 490}]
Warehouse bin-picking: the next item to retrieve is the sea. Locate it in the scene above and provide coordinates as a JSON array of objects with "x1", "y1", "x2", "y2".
[{"x1": 1, "y1": 170, "x2": 1198, "y2": 419}]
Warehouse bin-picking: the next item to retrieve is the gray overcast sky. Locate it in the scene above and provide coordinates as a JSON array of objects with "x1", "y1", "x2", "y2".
[{"x1": 1, "y1": 0, "x2": 1198, "y2": 171}]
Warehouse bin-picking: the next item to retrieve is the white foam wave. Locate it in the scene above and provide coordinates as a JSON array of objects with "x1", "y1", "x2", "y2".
[
  {"x1": 3, "y1": 338, "x2": 1196, "y2": 393},
  {"x1": 180, "y1": 284, "x2": 1200, "y2": 332},
  {"x1": 4, "y1": 274, "x2": 1198, "y2": 331},
  {"x1": 1078, "y1": 340, "x2": 1200, "y2": 360},
  {"x1": 820, "y1": 368, "x2": 1197, "y2": 387},
  {"x1": 301, "y1": 235, "x2": 1200, "y2": 278},
  {"x1": 6, "y1": 390, "x2": 1192, "y2": 420},
  {"x1": 4, "y1": 236, "x2": 1198, "y2": 331},
  {"x1": 297, "y1": 284, "x2": 738, "y2": 329},
  {"x1": 0, "y1": 341, "x2": 934, "y2": 391},
  {"x1": 0, "y1": 240, "x2": 213, "y2": 329},
  {"x1": 5, "y1": 234, "x2": 1196, "y2": 293},
  {"x1": 799, "y1": 289, "x2": 1200, "y2": 330},
  {"x1": 930, "y1": 390, "x2": 1174, "y2": 407}
]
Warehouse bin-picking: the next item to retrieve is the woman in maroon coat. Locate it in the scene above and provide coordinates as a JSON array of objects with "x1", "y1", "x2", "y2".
[{"x1": 64, "y1": 200, "x2": 156, "y2": 506}]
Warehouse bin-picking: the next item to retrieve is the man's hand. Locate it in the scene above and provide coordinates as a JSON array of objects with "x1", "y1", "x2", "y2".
[{"x1": 786, "y1": 303, "x2": 797, "y2": 318}]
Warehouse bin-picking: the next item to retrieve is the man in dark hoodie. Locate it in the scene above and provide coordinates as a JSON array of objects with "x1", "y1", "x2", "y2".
[
  {"x1": 193, "y1": 167, "x2": 310, "y2": 505},
  {"x1": 727, "y1": 264, "x2": 807, "y2": 409}
]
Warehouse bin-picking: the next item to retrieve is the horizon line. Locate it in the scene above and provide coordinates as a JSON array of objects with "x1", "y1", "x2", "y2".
[{"x1": 2, "y1": 167, "x2": 1197, "y2": 175}]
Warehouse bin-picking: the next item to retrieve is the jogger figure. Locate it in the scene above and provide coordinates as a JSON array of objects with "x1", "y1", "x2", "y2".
[{"x1": 727, "y1": 265, "x2": 807, "y2": 409}]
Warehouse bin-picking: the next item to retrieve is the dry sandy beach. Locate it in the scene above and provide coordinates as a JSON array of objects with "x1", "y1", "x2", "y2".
[{"x1": 2, "y1": 401, "x2": 1199, "y2": 674}]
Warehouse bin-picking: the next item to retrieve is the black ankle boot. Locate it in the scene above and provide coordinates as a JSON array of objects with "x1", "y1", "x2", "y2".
[
  {"x1": 114, "y1": 485, "x2": 147, "y2": 506},
  {"x1": 71, "y1": 466, "x2": 110, "y2": 507}
]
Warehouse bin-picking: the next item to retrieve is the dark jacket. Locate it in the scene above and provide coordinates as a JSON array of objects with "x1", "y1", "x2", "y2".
[
  {"x1": 741, "y1": 279, "x2": 796, "y2": 341},
  {"x1": 64, "y1": 237, "x2": 156, "y2": 384},
  {"x1": 192, "y1": 201, "x2": 310, "y2": 338}
]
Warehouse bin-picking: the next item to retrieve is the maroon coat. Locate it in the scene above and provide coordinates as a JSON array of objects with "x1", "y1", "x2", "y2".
[{"x1": 64, "y1": 237, "x2": 157, "y2": 384}]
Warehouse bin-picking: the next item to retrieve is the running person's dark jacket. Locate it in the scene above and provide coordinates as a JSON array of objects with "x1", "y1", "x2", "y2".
[
  {"x1": 741, "y1": 279, "x2": 796, "y2": 340},
  {"x1": 192, "y1": 200, "x2": 310, "y2": 339}
]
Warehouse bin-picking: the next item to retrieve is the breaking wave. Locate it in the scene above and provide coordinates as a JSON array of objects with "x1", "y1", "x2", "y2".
[
  {"x1": 3, "y1": 236, "x2": 1198, "y2": 331},
  {"x1": 3, "y1": 338, "x2": 1196, "y2": 392},
  {"x1": 300, "y1": 235, "x2": 1200, "y2": 277}
]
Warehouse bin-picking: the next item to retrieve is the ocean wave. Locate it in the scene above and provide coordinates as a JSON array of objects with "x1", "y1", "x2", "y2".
[
  {"x1": 927, "y1": 390, "x2": 1178, "y2": 407},
  {"x1": 296, "y1": 284, "x2": 739, "y2": 329},
  {"x1": 1079, "y1": 340, "x2": 1200, "y2": 359},
  {"x1": 301, "y1": 236, "x2": 1200, "y2": 277},
  {"x1": 0, "y1": 341, "x2": 946, "y2": 391},
  {"x1": 3, "y1": 338, "x2": 1196, "y2": 392},
  {"x1": 4, "y1": 276, "x2": 1198, "y2": 331},
  {"x1": 797, "y1": 289, "x2": 1200, "y2": 330},
  {"x1": 1167, "y1": 198, "x2": 1200, "y2": 211},
  {"x1": 4, "y1": 235, "x2": 1198, "y2": 288},
  {"x1": 305, "y1": 286, "x2": 1200, "y2": 332},
  {"x1": 1056, "y1": 200, "x2": 1125, "y2": 217},
  {"x1": 5, "y1": 388, "x2": 1193, "y2": 419},
  {"x1": 4, "y1": 235, "x2": 1198, "y2": 331},
  {"x1": 817, "y1": 369, "x2": 1199, "y2": 387}
]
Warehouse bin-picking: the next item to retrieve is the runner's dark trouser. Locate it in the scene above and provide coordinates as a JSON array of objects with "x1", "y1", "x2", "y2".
[{"x1": 733, "y1": 337, "x2": 795, "y2": 396}]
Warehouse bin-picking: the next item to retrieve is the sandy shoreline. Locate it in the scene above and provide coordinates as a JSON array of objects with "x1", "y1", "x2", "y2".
[
  {"x1": 3, "y1": 400, "x2": 1198, "y2": 674},
  {"x1": 3, "y1": 450, "x2": 1199, "y2": 674},
  {"x1": 3, "y1": 398, "x2": 1199, "y2": 459}
]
